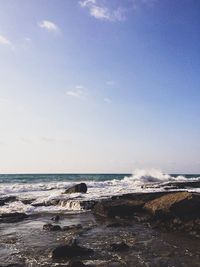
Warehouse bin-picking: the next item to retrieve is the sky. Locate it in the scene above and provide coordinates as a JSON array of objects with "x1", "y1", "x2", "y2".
[{"x1": 0, "y1": 0, "x2": 200, "y2": 174}]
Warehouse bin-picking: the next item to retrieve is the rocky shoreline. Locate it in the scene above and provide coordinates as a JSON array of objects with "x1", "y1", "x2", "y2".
[{"x1": 0, "y1": 182, "x2": 200, "y2": 266}]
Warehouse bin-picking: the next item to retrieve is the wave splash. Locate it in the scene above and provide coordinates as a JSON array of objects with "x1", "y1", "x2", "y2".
[
  {"x1": 122, "y1": 169, "x2": 187, "y2": 185},
  {"x1": 0, "y1": 169, "x2": 199, "y2": 214}
]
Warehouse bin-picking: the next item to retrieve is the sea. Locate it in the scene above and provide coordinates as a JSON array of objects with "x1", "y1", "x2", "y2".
[{"x1": 0, "y1": 169, "x2": 200, "y2": 215}]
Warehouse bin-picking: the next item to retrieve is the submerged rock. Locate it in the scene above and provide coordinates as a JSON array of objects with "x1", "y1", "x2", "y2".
[
  {"x1": 43, "y1": 223, "x2": 62, "y2": 231},
  {"x1": 64, "y1": 183, "x2": 87, "y2": 194},
  {"x1": 51, "y1": 243, "x2": 93, "y2": 259},
  {"x1": 51, "y1": 215, "x2": 60, "y2": 222},
  {"x1": 0, "y1": 213, "x2": 28, "y2": 223}
]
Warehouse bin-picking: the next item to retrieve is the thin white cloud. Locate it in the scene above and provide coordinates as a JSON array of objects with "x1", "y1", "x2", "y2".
[
  {"x1": 80, "y1": 0, "x2": 157, "y2": 22},
  {"x1": 25, "y1": 37, "x2": 31, "y2": 42},
  {"x1": 0, "y1": 34, "x2": 12, "y2": 46},
  {"x1": 66, "y1": 86, "x2": 86, "y2": 98},
  {"x1": 75, "y1": 85, "x2": 84, "y2": 89},
  {"x1": 104, "y1": 97, "x2": 112, "y2": 104},
  {"x1": 39, "y1": 20, "x2": 59, "y2": 32},
  {"x1": 80, "y1": 0, "x2": 96, "y2": 7},
  {"x1": 79, "y1": 0, "x2": 126, "y2": 22}
]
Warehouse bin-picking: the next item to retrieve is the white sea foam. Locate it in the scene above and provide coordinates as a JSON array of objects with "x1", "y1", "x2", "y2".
[{"x1": 0, "y1": 169, "x2": 199, "y2": 214}]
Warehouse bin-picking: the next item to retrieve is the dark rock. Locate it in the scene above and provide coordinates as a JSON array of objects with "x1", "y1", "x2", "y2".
[
  {"x1": 51, "y1": 244, "x2": 93, "y2": 259},
  {"x1": 63, "y1": 224, "x2": 82, "y2": 231},
  {"x1": 43, "y1": 223, "x2": 62, "y2": 231},
  {"x1": 68, "y1": 261, "x2": 86, "y2": 267},
  {"x1": 20, "y1": 199, "x2": 35, "y2": 205},
  {"x1": 111, "y1": 192, "x2": 171, "y2": 201},
  {"x1": 144, "y1": 192, "x2": 200, "y2": 220},
  {"x1": 0, "y1": 213, "x2": 28, "y2": 223},
  {"x1": 93, "y1": 199, "x2": 144, "y2": 218},
  {"x1": 110, "y1": 242, "x2": 129, "y2": 251},
  {"x1": 51, "y1": 215, "x2": 60, "y2": 222},
  {"x1": 0, "y1": 196, "x2": 17, "y2": 206},
  {"x1": 64, "y1": 183, "x2": 87, "y2": 194},
  {"x1": 163, "y1": 180, "x2": 200, "y2": 190}
]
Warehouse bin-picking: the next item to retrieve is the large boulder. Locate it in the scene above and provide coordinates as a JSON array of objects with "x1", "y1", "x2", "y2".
[
  {"x1": 51, "y1": 243, "x2": 93, "y2": 259},
  {"x1": 144, "y1": 192, "x2": 200, "y2": 220},
  {"x1": 64, "y1": 183, "x2": 87, "y2": 194},
  {"x1": 93, "y1": 199, "x2": 144, "y2": 218}
]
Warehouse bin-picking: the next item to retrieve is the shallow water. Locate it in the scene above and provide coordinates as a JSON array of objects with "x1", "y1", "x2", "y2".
[{"x1": 0, "y1": 212, "x2": 199, "y2": 266}]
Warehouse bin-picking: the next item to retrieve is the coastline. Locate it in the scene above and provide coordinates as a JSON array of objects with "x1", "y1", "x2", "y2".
[{"x1": 0, "y1": 180, "x2": 200, "y2": 267}]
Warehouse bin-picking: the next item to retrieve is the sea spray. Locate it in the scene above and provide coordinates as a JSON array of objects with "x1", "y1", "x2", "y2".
[{"x1": 0, "y1": 171, "x2": 199, "y2": 214}]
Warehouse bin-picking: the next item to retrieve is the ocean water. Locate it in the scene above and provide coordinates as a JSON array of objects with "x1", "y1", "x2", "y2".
[{"x1": 0, "y1": 170, "x2": 199, "y2": 215}]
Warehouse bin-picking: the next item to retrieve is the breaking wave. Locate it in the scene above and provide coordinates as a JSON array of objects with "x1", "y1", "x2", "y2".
[{"x1": 0, "y1": 170, "x2": 199, "y2": 214}]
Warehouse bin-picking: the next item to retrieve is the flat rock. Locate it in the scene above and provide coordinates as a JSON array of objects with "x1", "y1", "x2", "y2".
[
  {"x1": 93, "y1": 199, "x2": 144, "y2": 218},
  {"x1": 144, "y1": 192, "x2": 200, "y2": 220}
]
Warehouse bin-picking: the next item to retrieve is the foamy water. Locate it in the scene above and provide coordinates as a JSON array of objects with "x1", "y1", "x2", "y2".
[{"x1": 0, "y1": 170, "x2": 199, "y2": 214}]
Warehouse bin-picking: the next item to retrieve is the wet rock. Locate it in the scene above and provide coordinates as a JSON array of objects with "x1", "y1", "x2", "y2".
[
  {"x1": 51, "y1": 215, "x2": 60, "y2": 222},
  {"x1": 51, "y1": 244, "x2": 93, "y2": 259},
  {"x1": 0, "y1": 196, "x2": 17, "y2": 206},
  {"x1": 20, "y1": 198, "x2": 36, "y2": 205},
  {"x1": 93, "y1": 199, "x2": 144, "y2": 218},
  {"x1": 0, "y1": 213, "x2": 28, "y2": 223},
  {"x1": 43, "y1": 223, "x2": 62, "y2": 231},
  {"x1": 111, "y1": 192, "x2": 169, "y2": 202},
  {"x1": 110, "y1": 242, "x2": 129, "y2": 251},
  {"x1": 68, "y1": 261, "x2": 86, "y2": 267},
  {"x1": 144, "y1": 192, "x2": 200, "y2": 220},
  {"x1": 163, "y1": 180, "x2": 200, "y2": 190},
  {"x1": 63, "y1": 224, "x2": 82, "y2": 231},
  {"x1": 64, "y1": 183, "x2": 87, "y2": 194}
]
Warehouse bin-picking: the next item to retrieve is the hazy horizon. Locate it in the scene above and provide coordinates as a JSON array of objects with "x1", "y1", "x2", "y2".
[{"x1": 0, "y1": 0, "x2": 200, "y2": 174}]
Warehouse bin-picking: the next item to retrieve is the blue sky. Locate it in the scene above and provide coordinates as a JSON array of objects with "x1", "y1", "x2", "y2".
[{"x1": 0, "y1": 0, "x2": 200, "y2": 173}]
